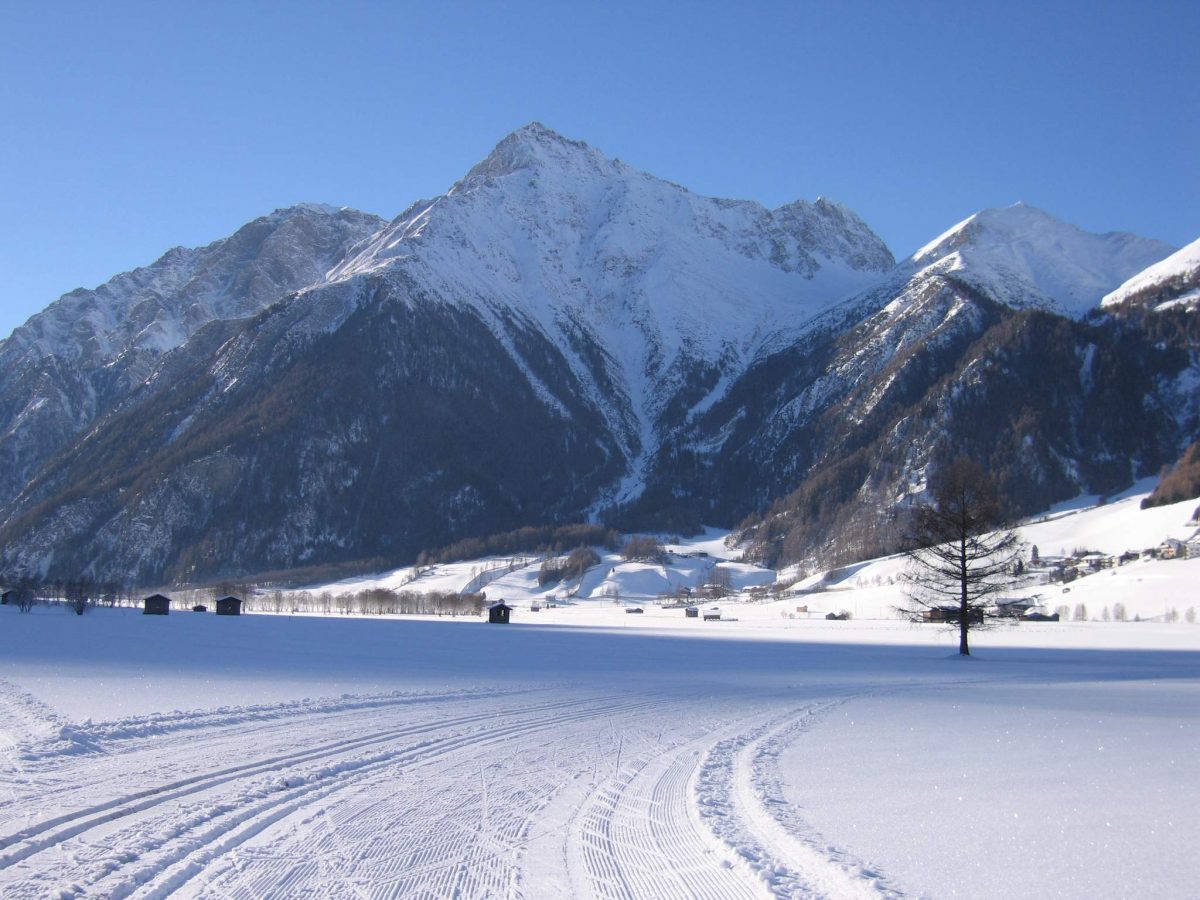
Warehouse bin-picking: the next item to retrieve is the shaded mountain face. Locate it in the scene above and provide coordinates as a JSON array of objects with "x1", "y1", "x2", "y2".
[
  {"x1": 0, "y1": 124, "x2": 1192, "y2": 585},
  {"x1": 637, "y1": 210, "x2": 1193, "y2": 569},
  {"x1": 0, "y1": 204, "x2": 385, "y2": 508}
]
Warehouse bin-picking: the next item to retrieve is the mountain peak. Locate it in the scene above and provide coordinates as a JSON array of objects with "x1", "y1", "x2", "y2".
[
  {"x1": 459, "y1": 123, "x2": 619, "y2": 186},
  {"x1": 907, "y1": 203, "x2": 1175, "y2": 317}
]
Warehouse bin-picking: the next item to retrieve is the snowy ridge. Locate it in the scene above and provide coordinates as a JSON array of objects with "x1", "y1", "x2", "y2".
[
  {"x1": 1101, "y1": 236, "x2": 1200, "y2": 310},
  {"x1": 323, "y1": 124, "x2": 896, "y2": 499},
  {"x1": 4, "y1": 204, "x2": 384, "y2": 362},
  {"x1": 907, "y1": 202, "x2": 1175, "y2": 318}
]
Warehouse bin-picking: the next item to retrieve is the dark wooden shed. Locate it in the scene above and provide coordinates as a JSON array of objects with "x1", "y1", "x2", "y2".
[
  {"x1": 923, "y1": 606, "x2": 984, "y2": 625},
  {"x1": 143, "y1": 594, "x2": 171, "y2": 615},
  {"x1": 0, "y1": 589, "x2": 13, "y2": 606},
  {"x1": 487, "y1": 601, "x2": 512, "y2": 624},
  {"x1": 215, "y1": 596, "x2": 243, "y2": 616}
]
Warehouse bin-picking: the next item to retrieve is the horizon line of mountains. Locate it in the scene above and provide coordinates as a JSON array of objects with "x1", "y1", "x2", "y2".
[{"x1": 1, "y1": 122, "x2": 1197, "y2": 586}]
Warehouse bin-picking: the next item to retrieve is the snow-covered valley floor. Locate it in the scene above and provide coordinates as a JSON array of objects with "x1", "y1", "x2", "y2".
[{"x1": 1, "y1": 603, "x2": 1196, "y2": 899}]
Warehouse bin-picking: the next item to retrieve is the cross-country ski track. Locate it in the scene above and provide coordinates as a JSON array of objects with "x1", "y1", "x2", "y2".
[
  {"x1": 0, "y1": 680, "x2": 917, "y2": 899},
  {"x1": 2, "y1": 600, "x2": 1196, "y2": 899}
]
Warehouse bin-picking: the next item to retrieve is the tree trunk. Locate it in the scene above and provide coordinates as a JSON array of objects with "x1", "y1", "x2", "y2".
[{"x1": 959, "y1": 533, "x2": 970, "y2": 656}]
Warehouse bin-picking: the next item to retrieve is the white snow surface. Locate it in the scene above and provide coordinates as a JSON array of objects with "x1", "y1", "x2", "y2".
[
  {"x1": 1101, "y1": 235, "x2": 1200, "y2": 309},
  {"x1": 1, "y1": 490, "x2": 1197, "y2": 898},
  {"x1": 907, "y1": 203, "x2": 1175, "y2": 318}
]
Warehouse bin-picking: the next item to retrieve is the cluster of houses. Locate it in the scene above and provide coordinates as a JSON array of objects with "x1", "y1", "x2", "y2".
[{"x1": 1033, "y1": 535, "x2": 1200, "y2": 586}]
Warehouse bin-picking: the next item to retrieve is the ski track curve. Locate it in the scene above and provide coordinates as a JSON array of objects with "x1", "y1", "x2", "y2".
[
  {"x1": 695, "y1": 699, "x2": 907, "y2": 899},
  {"x1": 567, "y1": 718, "x2": 767, "y2": 900}
]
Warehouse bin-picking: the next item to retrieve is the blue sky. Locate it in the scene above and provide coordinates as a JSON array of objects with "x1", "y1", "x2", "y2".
[{"x1": 1, "y1": 0, "x2": 1196, "y2": 339}]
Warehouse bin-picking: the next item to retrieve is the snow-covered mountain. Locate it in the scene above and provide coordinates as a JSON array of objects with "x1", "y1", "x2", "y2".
[
  {"x1": 660, "y1": 208, "x2": 1189, "y2": 569},
  {"x1": 904, "y1": 203, "x2": 1173, "y2": 318},
  {"x1": 1100, "y1": 237, "x2": 1200, "y2": 311},
  {"x1": 0, "y1": 204, "x2": 384, "y2": 507},
  {"x1": 319, "y1": 123, "x2": 894, "y2": 500},
  {"x1": 0, "y1": 125, "x2": 1191, "y2": 584}
]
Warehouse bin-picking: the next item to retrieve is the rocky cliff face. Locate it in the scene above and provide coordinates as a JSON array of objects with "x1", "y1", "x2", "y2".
[{"x1": 0, "y1": 125, "x2": 1191, "y2": 584}]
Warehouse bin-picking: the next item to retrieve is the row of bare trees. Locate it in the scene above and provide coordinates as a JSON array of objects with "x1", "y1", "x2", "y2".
[
  {"x1": 0, "y1": 574, "x2": 487, "y2": 619},
  {"x1": 238, "y1": 588, "x2": 487, "y2": 617},
  {"x1": 0, "y1": 577, "x2": 142, "y2": 615}
]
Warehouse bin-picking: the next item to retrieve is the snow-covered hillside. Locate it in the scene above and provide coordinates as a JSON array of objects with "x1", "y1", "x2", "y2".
[
  {"x1": 777, "y1": 485, "x2": 1199, "y2": 624},
  {"x1": 1101, "y1": 236, "x2": 1200, "y2": 310},
  {"x1": 907, "y1": 202, "x2": 1174, "y2": 317},
  {"x1": 301, "y1": 484, "x2": 1198, "y2": 632}
]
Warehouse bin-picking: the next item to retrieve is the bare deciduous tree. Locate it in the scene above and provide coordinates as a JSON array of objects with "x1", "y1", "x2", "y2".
[
  {"x1": 900, "y1": 457, "x2": 1022, "y2": 656},
  {"x1": 14, "y1": 583, "x2": 38, "y2": 613},
  {"x1": 64, "y1": 579, "x2": 94, "y2": 616}
]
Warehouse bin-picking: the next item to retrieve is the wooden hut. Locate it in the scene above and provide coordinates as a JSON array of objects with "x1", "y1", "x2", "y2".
[
  {"x1": 215, "y1": 596, "x2": 243, "y2": 616},
  {"x1": 143, "y1": 594, "x2": 171, "y2": 615},
  {"x1": 0, "y1": 589, "x2": 13, "y2": 606},
  {"x1": 487, "y1": 601, "x2": 513, "y2": 624}
]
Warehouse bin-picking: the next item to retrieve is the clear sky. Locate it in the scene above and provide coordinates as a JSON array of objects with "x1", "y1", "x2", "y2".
[{"x1": 1, "y1": 0, "x2": 1196, "y2": 339}]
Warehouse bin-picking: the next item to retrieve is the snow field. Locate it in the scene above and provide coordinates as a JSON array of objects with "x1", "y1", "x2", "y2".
[
  {"x1": 0, "y1": 488, "x2": 1197, "y2": 897},
  {"x1": 1, "y1": 602, "x2": 1197, "y2": 898}
]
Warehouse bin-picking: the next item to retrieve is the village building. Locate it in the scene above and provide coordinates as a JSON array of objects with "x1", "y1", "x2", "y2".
[
  {"x1": 922, "y1": 606, "x2": 985, "y2": 624},
  {"x1": 995, "y1": 597, "x2": 1036, "y2": 617},
  {"x1": 1159, "y1": 539, "x2": 1185, "y2": 560},
  {"x1": 487, "y1": 601, "x2": 512, "y2": 624}
]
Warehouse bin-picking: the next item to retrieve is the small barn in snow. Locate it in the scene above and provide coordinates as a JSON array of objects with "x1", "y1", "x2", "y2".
[
  {"x1": 143, "y1": 594, "x2": 171, "y2": 615},
  {"x1": 215, "y1": 596, "x2": 243, "y2": 616},
  {"x1": 488, "y1": 601, "x2": 513, "y2": 624}
]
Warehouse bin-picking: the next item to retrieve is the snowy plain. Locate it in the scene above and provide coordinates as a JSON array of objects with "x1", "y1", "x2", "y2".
[{"x1": 0, "y1": 488, "x2": 1197, "y2": 898}]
